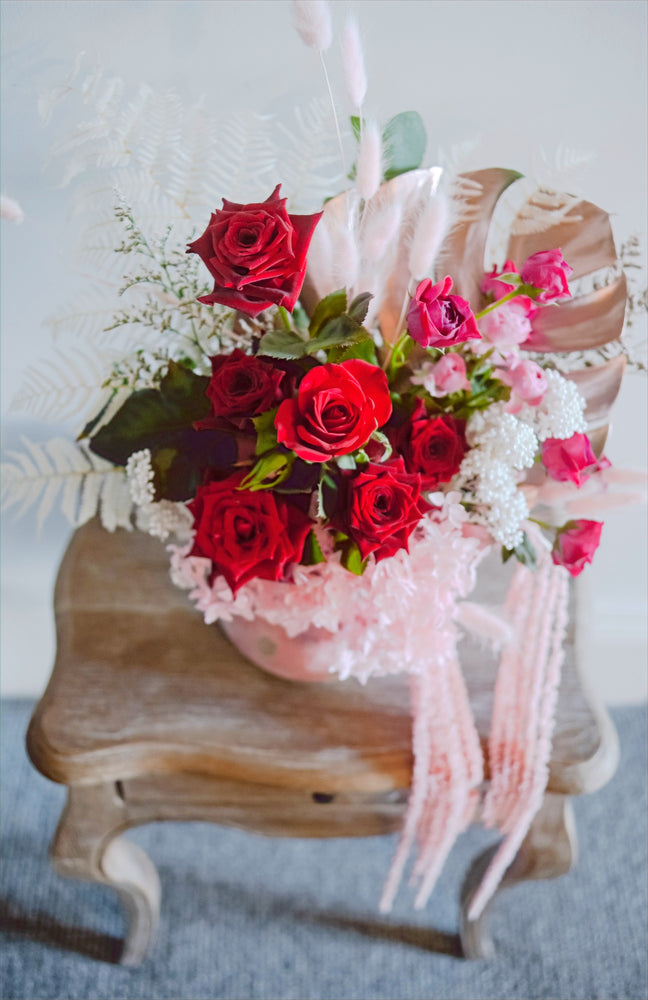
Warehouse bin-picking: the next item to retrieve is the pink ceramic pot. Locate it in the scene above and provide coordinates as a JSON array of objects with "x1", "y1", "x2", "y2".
[{"x1": 221, "y1": 616, "x2": 339, "y2": 683}]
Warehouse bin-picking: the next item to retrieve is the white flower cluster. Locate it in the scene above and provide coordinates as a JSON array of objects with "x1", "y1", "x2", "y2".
[
  {"x1": 517, "y1": 370, "x2": 587, "y2": 441},
  {"x1": 125, "y1": 449, "x2": 155, "y2": 506},
  {"x1": 456, "y1": 404, "x2": 539, "y2": 550},
  {"x1": 126, "y1": 448, "x2": 193, "y2": 542}
]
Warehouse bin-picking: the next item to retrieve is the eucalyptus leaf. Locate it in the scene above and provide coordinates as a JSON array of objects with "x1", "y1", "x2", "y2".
[{"x1": 382, "y1": 111, "x2": 427, "y2": 181}]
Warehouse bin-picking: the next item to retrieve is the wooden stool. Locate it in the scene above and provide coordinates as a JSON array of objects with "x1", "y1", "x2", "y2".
[{"x1": 27, "y1": 519, "x2": 619, "y2": 964}]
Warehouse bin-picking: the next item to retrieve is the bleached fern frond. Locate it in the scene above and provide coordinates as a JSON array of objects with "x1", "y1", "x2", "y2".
[
  {"x1": 276, "y1": 97, "x2": 345, "y2": 211},
  {"x1": 45, "y1": 286, "x2": 120, "y2": 343},
  {"x1": 207, "y1": 111, "x2": 278, "y2": 205},
  {"x1": 9, "y1": 345, "x2": 123, "y2": 423},
  {"x1": 1, "y1": 436, "x2": 133, "y2": 531}
]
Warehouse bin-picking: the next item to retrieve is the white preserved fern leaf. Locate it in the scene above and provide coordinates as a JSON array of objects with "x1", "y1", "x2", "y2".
[
  {"x1": 276, "y1": 98, "x2": 344, "y2": 211},
  {"x1": 10, "y1": 345, "x2": 121, "y2": 423},
  {"x1": 1, "y1": 436, "x2": 132, "y2": 531}
]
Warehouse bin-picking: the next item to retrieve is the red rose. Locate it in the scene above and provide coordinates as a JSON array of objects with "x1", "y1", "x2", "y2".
[
  {"x1": 542, "y1": 433, "x2": 601, "y2": 487},
  {"x1": 275, "y1": 360, "x2": 392, "y2": 462},
  {"x1": 552, "y1": 519, "x2": 602, "y2": 577},
  {"x1": 188, "y1": 185, "x2": 322, "y2": 317},
  {"x1": 195, "y1": 350, "x2": 286, "y2": 429},
  {"x1": 521, "y1": 249, "x2": 573, "y2": 303},
  {"x1": 188, "y1": 472, "x2": 312, "y2": 592},
  {"x1": 333, "y1": 459, "x2": 431, "y2": 562},
  {"x1": 406, "y1": 276, "x2": 481, "y2": 349},
  {"x1": 394, "y1": 399, "x2": 467, "y2": 489}
]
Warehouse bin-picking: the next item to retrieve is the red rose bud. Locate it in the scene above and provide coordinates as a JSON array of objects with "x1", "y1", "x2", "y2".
[
  {"x1": 334, "y1": 459, "x2": 431, "y2": 563},
  {"x1": 551, "y1": 519, "x2": 603, "y2": 577},
  {"x1": 394, "y1": 399, "x2": 467, "y2": 490},
  {"x1": 195, "y1": 350, "x2": 287, "y2": 428},
  {"x1": 406, "y1": 276, "x2": 481, "y2": 349},
  {"x1": 275, "y1": 359, "x2": 392, "y2": 463},
  {"x1": 188, "y1": 472, "x2": 313, "y2": 593},
  {"x1": 542, "y1": 433, "x2": 602, "y2": 487},
  {"x1": 520, "y1": 249, "x2": 573, "y2": 303},
  {"x1": 188, "y1": 185, "x2": 322, "y2": 317}
]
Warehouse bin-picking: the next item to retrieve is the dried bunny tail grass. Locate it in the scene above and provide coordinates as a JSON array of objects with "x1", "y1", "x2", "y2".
[
  {"x1": 331, "y1": 225, "x2": 360, "y2": 290},
  {"x1": 341, "y1": 13, "x2": 367, "y2": 109},
  {"x1": 408, "y1": 190, "x2": 450, "y2": 280},
  {"x1": 355, "y1": 120, "x2": 382, "y2": 201},
  {"x1": 361, "y1": 200, "x2": 403, "y2": 262},
  {"x1": 291, "y1": 0, "x2": 333, "y2": 50}
]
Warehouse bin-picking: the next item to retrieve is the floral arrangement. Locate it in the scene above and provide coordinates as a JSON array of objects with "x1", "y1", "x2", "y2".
[{"x1": 3, "y1": 0, "x2": 644, "y2": 922}]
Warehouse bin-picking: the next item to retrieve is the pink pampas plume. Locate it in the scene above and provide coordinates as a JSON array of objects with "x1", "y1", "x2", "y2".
[
  {"x1": 291, "y1": 0, "x2": 332, "y2": 51},
  {"x1": 1, "y1": 194, "x2": 24, "y2": 223},
  {"x1": 408, "y1": 191, "x2": 450, "y2": 280},
  {"x1": 355, "y1": 120, "x2": 382, "y2": 201},
  {"x1": 341, "y1": 14, "x2": 367, "y2": 109}
]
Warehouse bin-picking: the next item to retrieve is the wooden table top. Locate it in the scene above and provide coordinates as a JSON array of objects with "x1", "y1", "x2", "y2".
[{"x1": 27, "y1": 519, "x2": 617, "y2": 797}]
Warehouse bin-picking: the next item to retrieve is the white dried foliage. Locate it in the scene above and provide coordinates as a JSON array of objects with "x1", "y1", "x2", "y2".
[
  {"x1": 341, "y1": 14, "x2": 367, "y2": 109},
  {"x1": 9, "y1": 345, "x2": 122, "y2": 423},
  {"x1": 276, "y1": 98, "x2": 345, "y2": 212},
  {"x1": 355, "y1": 121, "x2": 382, "y2": 201},
  {"x1": 1, "y1": 436, "x2": 133, "y2": 532},
  {"x1": 408, "y1": 192, "x2": 450, "y2": 280},
  {"x1": 291, "y1": 0, "x2": 333, "y2": 51}
]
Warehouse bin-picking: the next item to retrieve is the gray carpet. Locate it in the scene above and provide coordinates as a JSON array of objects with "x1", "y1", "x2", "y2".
[{"x1": 1, "y1": 700, "x2": 646, "y2": 1000}]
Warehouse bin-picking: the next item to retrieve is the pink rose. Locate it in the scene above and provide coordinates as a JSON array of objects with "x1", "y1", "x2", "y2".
[
  {"x1": 478, "y1": 299, "x2": 533, "y2": 347},
  {"x1": 275, "y1": 360, "x2": 392, "y2": 462},
  {"x1": 521, "y1": 249, "x2": 573, "y2": 303},
  {"x1": 542, "y1": 433, "x2": 601, "y2": 487},
  {"x1": 552, "y1": 519, "x2": 603, "y2": 577},
  {"x1": 407, "y1": 276, "x2": 481, "y2": 349},
  {"x1": 188, "y1": 185, "x2": 322, "y2": 317},
  {"x1": 501, "y1": 357, "x2": 547, "y2": 409},
  {"x1": 481, "y1": 259, "x2": 520, "y2": 300},
  {"x1": 430, "y1": 353, "x2": 471, "y2": 394}
]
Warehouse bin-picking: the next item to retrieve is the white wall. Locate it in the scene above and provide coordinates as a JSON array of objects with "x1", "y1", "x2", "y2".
[{"x1": 1, "y1": 0, "x2": 646, "y2": 702}]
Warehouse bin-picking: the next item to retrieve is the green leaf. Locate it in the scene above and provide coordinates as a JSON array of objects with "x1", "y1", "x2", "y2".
[
  {"x1": 253, "y1": 408, "x2": 279, "y2": 455},
  {"x1": 336, "y1": 454, "x2": 357, "y2": 470},
  {"x1": 301, "y1": 530, "x2": 326, "y2": 566},
  {"x1": 307, "y1": 315, "x2": 370, "y2": 354},
  {"x1": 257, "y1": 329, "x2": 308, "y2": 360},
  {"x1": 341, "y1": 541, "x2": 366, "y2": 576},
  {"x1": 308, "y1": 289, "x2": 347, "y2": 339},
  {"x1": 502, "y1": 532, "x2": 537, "y2": 569},
  {"x1": 350, "y1": 115, "x2": 363, "y2": 141},
  {"x1": 239, "y1": 451, "x2": 294, "y2": 491},
  {"x1": 382, "y1": 111, "x2": 427, "y2": 181},
  {"x1": 89, "y1": 361, "x2": 210, "y2": 466},
  {"x1": 327, "y1": 338, "x2": 378, "y2": 366},
  {"x1": 347, "y1": 292, "x2": 373, "y2": 325}
]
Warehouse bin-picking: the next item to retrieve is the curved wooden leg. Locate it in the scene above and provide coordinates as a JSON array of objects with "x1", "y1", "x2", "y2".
[
  {"x1": 460, "y1": 792, "x2": 578, "y2": 959},
  {"x1": 51, "y1": 783, "x2": 161, "y2": 966}
]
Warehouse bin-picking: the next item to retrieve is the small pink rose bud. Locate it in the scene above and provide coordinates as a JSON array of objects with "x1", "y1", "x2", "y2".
[
  {"x1": 431, "y1": 353, "x2": 471, "y2": 395},
  {"x1": 479, "y1": 299, "x2": 533, "y2": 346},
  {"x1": 552, "y1": 519, "x2": 603, "y2": 576},
  {"x1": 407, "y1": 276, "x2": 481, "y2": 349},
  {"x1": 542, "y1": 433, "x2": 599, "y2": 487},
  {"x1": 521, "y1": 248, "x2": 573, "y2": 302},
  {"x1": 507, "y1": 359, "x2": 547, "y2": 406}
]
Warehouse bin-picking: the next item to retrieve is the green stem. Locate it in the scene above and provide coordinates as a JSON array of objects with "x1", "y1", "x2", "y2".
[
  {"x1": 474, "y1": 287, "x2": 521, "y2": 320},
  {"x1": 528, "y1": 517, "x2": 558, "y2": 533}
]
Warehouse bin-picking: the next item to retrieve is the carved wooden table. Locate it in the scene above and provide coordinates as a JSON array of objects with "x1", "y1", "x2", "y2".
[{"x1": 27, "y1": 518, "x2": 619, "y2": 965}]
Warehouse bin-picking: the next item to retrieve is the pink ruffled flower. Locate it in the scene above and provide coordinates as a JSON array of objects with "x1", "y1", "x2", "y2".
[
  {"x1": 407, "y1": 276, "x2": 481, "y2": 349},
  {"x1": 551, "y1": 519, "x2": 603, "y2": 576},
  {"x1": 501, "y1": 357, "x2": 548, "y2": 410},
  {"x1": 479, "y1": 299, "x2": 533, "y2": 347},
  {"x1": 521, "y1": 249, "x2": 573, "y2": 303},
  {"x1": 429, "y1": 353, "x2": 471, "y2": 395},
  {"x1": 542, "y1": 433, "x2": 603, "y2": 487}
]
